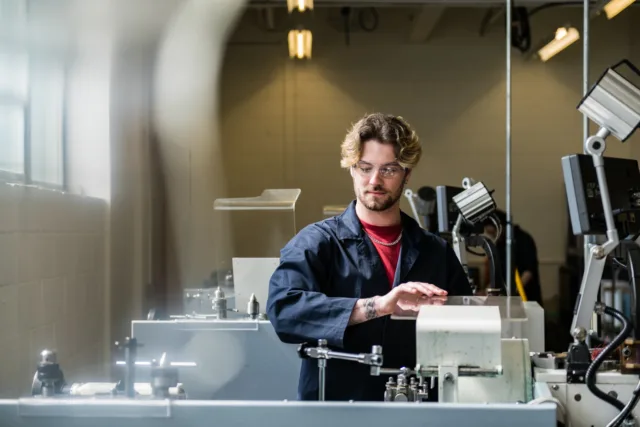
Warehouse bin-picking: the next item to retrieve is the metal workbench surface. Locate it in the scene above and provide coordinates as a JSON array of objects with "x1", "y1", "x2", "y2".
[{"x1": 0, "y1": 398, "x2": 556, "y2": 427}]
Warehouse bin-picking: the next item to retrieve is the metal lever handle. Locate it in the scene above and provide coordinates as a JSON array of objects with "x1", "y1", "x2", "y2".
[
  {"x1": 297, "y1": 340, "x2": 383, "y2": 366},
  {"x1": 298, "y1": 340, "x2": 383, "y2": 402}
]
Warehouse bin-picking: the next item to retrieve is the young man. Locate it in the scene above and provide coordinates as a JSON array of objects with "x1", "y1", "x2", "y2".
[{"x1": 266, "y1": 113, "x2": 471, "y2": 402}]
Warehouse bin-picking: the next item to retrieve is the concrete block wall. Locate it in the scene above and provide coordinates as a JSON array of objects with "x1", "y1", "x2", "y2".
[{"x1": 0, "y1": 183, "x2": 107, "y2": 397}]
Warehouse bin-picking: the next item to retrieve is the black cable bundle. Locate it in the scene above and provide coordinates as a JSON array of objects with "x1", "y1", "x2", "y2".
[
  {"x1": 467, "y1": 235, "x2": 505, "y2": 292},
  {"x1": 585, "y1": 306, "x2": 632, "y2": 418}
]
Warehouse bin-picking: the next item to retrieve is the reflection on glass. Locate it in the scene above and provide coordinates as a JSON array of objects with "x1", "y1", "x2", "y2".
[
  {"x1": 213, "y1": 189, "x2": 301, "y2": 211},
  {"x1": 391, "y1": 295, "x2": 527, "y2": 320}
]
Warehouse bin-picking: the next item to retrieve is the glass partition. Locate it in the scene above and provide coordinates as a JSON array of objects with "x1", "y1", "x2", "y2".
[
  {"x1": 391, "y1": 295, "x2": 527, "y2": 321},
  {"x1": 181, "y1": 189, "x2": 301, "y2": 316},
  {"x1": 322, "y1": 204, "x2": 347, "y2": 217}
]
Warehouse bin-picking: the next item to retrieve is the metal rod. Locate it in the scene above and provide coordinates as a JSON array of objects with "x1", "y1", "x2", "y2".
[
  {"x1": 318, "y1": 359, "x2": 326, "y2": 401},
  {"x1": 378, "y1": 366, "x2": 502, "y2": 377},
  {"x1": 583, "y1": 0, "x2": 596, "y2": 265},
  {"x1": 326, "y1": 350, "x2": 366, "y2": 363},
  {"x1": 505, "y1": 0, "x2": 512, "y2": 298},
  {"x1": 583, "y1": 0, "x2": 590, "y2": 149},
  {"x1": 582, "y1": 0, "x2": 597, "y2": 337},
  {"x1": 125, "y1": 346, "x2": 135, "y2": 398}
]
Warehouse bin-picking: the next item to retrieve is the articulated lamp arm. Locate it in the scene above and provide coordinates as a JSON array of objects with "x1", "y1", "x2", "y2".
[{"x1": 570, "y1": 127, "x2": 620, "y2": 333}]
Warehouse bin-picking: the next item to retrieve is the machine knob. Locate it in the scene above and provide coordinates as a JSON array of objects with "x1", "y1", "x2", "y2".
[
  {"x1": 40, "y1": 350, "x2": 57, "y2": 364},
  {"x1": 394, "y1": 393, "x2": 408, "y2": 402},
  {"x1": 212, "y1": 287, "x2": 227, "y2": 319},
  {"x1": 247, "y1": 293, "x2": 260, "y2": 319},
  {"x1": 214, "y1": 287, "x2": 225, "y2": 299}
]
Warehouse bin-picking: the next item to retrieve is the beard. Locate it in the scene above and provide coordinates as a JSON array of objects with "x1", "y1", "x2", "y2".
[{"x1": 356, "y1": 182, "x2": 404, "y2": 212}]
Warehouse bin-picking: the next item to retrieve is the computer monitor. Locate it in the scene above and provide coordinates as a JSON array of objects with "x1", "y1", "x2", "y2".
[{"x1": 562, "y1": 154, "x2": 640, "y2": 237}]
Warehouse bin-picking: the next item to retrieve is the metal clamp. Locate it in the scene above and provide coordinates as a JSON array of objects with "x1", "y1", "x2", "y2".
[
  {"x1": 377, "y1": 365, "x2": 503, "y2": 378},
  {"x1": 377, "y1": 364, "x2": 502, "y2": 403},
  {"x1": 383, "y1": 367, "x2": 430, "y2": 402},
  {"x1": 297, "y1": 339, "x2": 383, "y2": 401},
  {"x1": 149, "y1": 353, "x2": 179, "y2": 399}
]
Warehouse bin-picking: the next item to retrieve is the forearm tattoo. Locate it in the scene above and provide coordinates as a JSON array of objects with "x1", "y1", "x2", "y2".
[{"x1": 364, "y1": 297, "x2": 377, "y2": 320}]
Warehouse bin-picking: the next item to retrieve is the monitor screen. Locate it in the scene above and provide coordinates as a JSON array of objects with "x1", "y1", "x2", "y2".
[{"x1": 562, "y1": 154, "x2": 640, "y2": 236}]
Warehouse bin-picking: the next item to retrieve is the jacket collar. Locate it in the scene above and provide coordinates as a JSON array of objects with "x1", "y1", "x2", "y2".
[{"x1": 336, "y1": 200, "x2": 424, "y2": 244}]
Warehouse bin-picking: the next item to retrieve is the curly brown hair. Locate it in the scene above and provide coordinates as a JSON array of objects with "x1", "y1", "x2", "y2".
[{"x1": 340, "y1": 113, "x2": 422, "y2": 169}]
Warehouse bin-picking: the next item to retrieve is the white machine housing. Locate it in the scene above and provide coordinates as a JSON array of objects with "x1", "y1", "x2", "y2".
[
  {"x1": 534, "y1": 366, "x2": 640, "y2": 427},
  {"x1": 416, "y1": 305, "x2": 502, "y2": 370},
  {"x1": 414, "y1": 300, "x2": 535, "y2": 404}
]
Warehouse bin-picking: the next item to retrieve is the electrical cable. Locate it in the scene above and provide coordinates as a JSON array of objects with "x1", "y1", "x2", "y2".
[
  {"x1": 607, "y1": 379, "x2": 640, "y2": 427},
  {"x1": 481, "y1": 235, "x2": 505, "y2": 292},
  {"x1": 468, "y1": 235, "x2": 505, "y2": 292},
  {"x1": 605, "y1": 251, "x2": 640, "y2": 426},
  {"x1": 612, "y1": 257, "x2": 628, "y2": 270},
  {"x1": 466, "y1": 246, "x2": 485, "y2": 257},
  {"x1": 585, "y1": 305, "x2": 632, "y2": 413},
  {"x1": 488, "y1": 214, "x2": 503, "y2": 243}
]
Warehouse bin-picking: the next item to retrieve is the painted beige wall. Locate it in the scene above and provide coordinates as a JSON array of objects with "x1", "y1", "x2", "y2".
[
  {"x1": 0, "y1": 185, "x2": 107, "y2": 397},
  {"x1": 220, "y1": 6, "x2": 640, "y2": 317}
]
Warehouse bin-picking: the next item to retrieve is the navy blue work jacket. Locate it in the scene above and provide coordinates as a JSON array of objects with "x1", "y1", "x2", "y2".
[{"x1": 266, "y1": 201, "x2": 471, "y2": 402}]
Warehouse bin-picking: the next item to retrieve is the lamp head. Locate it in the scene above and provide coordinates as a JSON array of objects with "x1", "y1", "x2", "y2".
[
  {"x1": 452, "y1": 181, "x2": 496, "y2": 225},
  {"x1": 578, "y1": 60, "x2": 640, "y2": 142}
]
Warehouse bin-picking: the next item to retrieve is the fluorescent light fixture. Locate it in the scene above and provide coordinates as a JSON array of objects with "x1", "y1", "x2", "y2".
[
  {"x1": 288, "y1": 29, "x2": 312, "y2": 59},
  {"x1": 603, "y1": 0, "x2": 635, "y2": 19},
  {"x1": 287, "y1": 0, "x2": 313, "y2": 13},
  {"x1": 537, "y1": 27, "x2": 580, "y2": 62}
]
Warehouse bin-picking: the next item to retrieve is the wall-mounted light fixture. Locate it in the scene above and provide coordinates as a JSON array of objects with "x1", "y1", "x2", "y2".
[
  {"x1": 537, "y1": 26, "x2": 580, "y2": 62},
  {"x1": 287, "y1": 0, "x2": 313, "y2": 13},
  {"x1": 602, "y1": 0, "x2": 635, "y2": 19},
  {"x1": 288, "y1": 29, "x2": 312, "y2": 59}
]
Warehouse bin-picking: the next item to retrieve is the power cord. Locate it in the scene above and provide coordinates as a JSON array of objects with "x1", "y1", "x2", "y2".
[{"x1": 586, "y1": 305, "x2": 630, "y2": 413}]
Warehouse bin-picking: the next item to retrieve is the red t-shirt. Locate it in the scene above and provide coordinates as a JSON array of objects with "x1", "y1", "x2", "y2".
[{"x1": 361, "y1": 220, "x2": 402, "y2": 288}]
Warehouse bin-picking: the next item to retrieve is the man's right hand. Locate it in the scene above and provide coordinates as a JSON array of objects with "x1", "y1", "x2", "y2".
[
  {"x1": 378, "y1": 282, "x2": 448, "y2": 316},
  {"x1": 348, "y1": 282, "x2": 448, "y2": 325}
]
